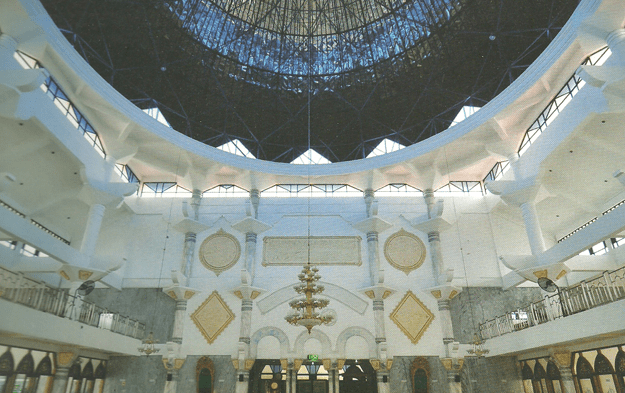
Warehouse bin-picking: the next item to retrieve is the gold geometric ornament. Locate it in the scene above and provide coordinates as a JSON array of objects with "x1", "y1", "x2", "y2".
[
  {"x1": 384, "y1": 229, "x2": 426, "y2": 274},
  {"x1": 389, "y1": 291, "x2": 434, "y2": 344},
  {"x1": 191, "y1": 291, "x2": 235, "y2": 344},
  {"x1": 199, "y1": 229, "x2": 241, "y2": 276}
]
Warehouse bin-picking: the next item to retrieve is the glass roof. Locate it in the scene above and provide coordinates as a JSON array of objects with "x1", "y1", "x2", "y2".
[{"x1": 167, "y1": 0, "x2": 461, "y2": 81}]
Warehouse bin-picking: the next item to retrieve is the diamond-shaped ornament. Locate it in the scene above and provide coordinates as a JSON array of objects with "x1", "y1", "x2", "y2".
[
  {"x1": 389, "y1": 291, "x2": 434, "y2": 344},
  {"x1": 191, "y1": 291, "x2": 235, "y2": 344}
]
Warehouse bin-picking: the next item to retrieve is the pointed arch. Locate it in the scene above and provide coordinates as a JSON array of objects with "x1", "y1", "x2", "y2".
[
  {"x1": 68, "y1": 362, "x2": 82, "y2": 379},
  {"x1": 534, "y1": 362, "x2": 546, "y2": 380},
  {"x1": 94, "y1": 362, "x2": 106, "y2": 380},
  {"x1": 0, "y1": 349, "x2": 14, "y2": 376},
  {"x1": 576, "y1": 355, "x2": 594, "y2": 379},
  {"x1": 35, "y1": 356, "x2": 53, "y2": 376},
  {"x1": 82, "y1": 361, "x2": 94, "y2": 380},
  {"x1": 546, "y1": 361, "x2": 560, "y2": 380},
  {"x1": 521, "y1": 363, "x2": 534, "y2": 380},
  {"x1": 15, "y1": 352, "x2": 34, "y2": 376},
  {"x1": 594, "y1": 353, "x2": 615, "y2": 375}
]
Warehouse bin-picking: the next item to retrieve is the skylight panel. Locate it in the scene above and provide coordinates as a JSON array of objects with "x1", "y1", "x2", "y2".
[
  {"x1": 291, "y1": 149, "x2": 331, "y2": 165},
  {"x1": 450, "y1": 106, "x2": 481, "y2": 127},
  {"x1": 367, "y1": 139, "x2": 406, "y2": 158},
  {"x1": 217, "y1": 139, "x2": 256, "y2": 159},
  {"x1": 375, "y1": 184, "x2": 423, "y2": 196},
  {"x1": 203, "y1": 184, "x2": 249, "y2": 198},
  {"x1": 143, "y1": 107, "x2": 171, "y2": 128}
]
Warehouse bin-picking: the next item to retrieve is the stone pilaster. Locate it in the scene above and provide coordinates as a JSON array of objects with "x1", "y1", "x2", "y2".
[
  {"x1": 232, "y1": 216, "x2": 271, "y2": 285},
  {"x1": 239, "y1": 299, "x2": 253, "y2": 345},
  {"x1": 551, "y1": 351, "x2": 575, "y2": 393},
  {"x1": 427, "y1": 231, "x2": 444, "y2": 284},
  {"x1": 181, "y1": 232, "x2": 197, "y2": 278},
  {"x1": 245, "y1": 232, "x2": 258, "y2": 278},
  {"x1": 51, "y1": 352, "x2": 78, "y2": 393},
  {"x1": 234, "y1": 371, "x2": 249, "y2": 393},
  {"x1": 163, "y1": 286, "x2": 198, "y2": 344},
  {"x1": 372, "y1": 299, "x2": 386, "y2": 343}
]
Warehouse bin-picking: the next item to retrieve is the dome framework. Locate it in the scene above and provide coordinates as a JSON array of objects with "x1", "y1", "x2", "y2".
[{"x1": 43, "y1": 0, "x2": 579, "y2": 162}]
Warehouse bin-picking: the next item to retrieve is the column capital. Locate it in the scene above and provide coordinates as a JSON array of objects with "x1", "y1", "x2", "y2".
[
  {"x1": 426, "y1": 284, "x2": 461, "y2": 301},
  {"x1": 163, "y1": 285, "x2": 198, "y2": 301},
  {"x1": 550, "y1": 350, "x2": 572, "y2": 368},
  {"x1": 352, "y1": 216, "x2": 392, "y2": 234},
  {"x1": 231, "y1": 217, "x2": 272, "y2": 234},
  {"x1": 55, "y1": 352, "x2": 78, "y2": 368}
]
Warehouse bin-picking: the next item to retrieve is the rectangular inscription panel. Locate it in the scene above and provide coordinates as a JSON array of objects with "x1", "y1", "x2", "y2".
[{"x1": 262, "y1": 236, "x2": 362, "y2": 266}]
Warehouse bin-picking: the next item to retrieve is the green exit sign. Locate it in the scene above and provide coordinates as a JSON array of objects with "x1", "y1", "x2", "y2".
[{"x1": 308, "y1": 354, "x2": 319, "y2": 361}]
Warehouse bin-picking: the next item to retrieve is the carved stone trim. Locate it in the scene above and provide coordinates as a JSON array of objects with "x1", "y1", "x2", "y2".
[
  {"x1": 411, "y1": 357, "x2": 431, "y2": 393},
  {"x1": 384, "y1": 229, "x2": 426, "y2": 275},
  {"x1": 199, "y1": 229, "x2": 241, "y2": 276},
  {"x1": 196, "y1": 356, "x2": 214, "y2": 393},
  {"x1": 262, "y1": 236, "x2": 362, "y2": 266}
]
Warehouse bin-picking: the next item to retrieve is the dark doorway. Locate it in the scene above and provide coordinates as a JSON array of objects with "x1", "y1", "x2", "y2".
[{"x1": 339, "y1": 360, "x2": 377, "y2": 393}]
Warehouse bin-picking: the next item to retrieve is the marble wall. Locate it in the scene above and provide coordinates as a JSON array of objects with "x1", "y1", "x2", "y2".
[
  {"x1": 450, "y1": 287, "x2": 543, "y2": 343},
  {"x1": 103, "y1": 355, "x2": 235, "y2": 393},
  {"x1": 84, "y1": 288, "x2": 176, "y2": 343},
  {"x1": 176, "y1": 355, "x2": 236, "y2": 393},
  {"x1": 460, "y1": 356, "x2": 524, "y2": 393},
  {"x1": 103, "y1": 355, "x2": 167, "y2": 393},
  {"x1": 389, "y1": 356, "x2": 449, "y2": 393}
]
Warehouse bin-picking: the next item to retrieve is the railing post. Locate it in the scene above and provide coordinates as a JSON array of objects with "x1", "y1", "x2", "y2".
[
  {"x1": 603, "y1": 271, "x2": 616, "y2": 301},
  {"x1": 581, "y1": 282, "x2": 592, "y2": 309}
]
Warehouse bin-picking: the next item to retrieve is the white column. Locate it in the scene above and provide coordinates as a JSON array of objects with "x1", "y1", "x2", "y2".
[
  {"x1": 239, "y1": 299, "x2": 253, "y2": 345},
  {"x1": 235, "y1": 372, "x2": 249, "y2": 393},
  {"x1": 373, "y1": 299, "x2": 386, "y2": 345},
  {"x1": 438, "y1": 300, "x2": 454, "y2": 357},
  {"x1": 607, "y1": 29, "x2": 625, "y2": 64},
  {"x1": 366, "y1": 232, "x2": 380, "y2": 286},
  {"x1": 377, "y1": 372, "x2": 390, "y2": 393},
  {"x1": 520, "y1": 201, "x2": 546, "y2": 256},
  {"x1": 428, "y1": 232, "x2": 444, "y2": 285},
  {"x1": 558, "y1": 366, "x2": 576, "y2": 393},
  {"x1": 80, "y1": 204, "x2": 105, "y2": 258},
  {"x1": 245, "y1": 233, "x2": 258, "y2": 280},
  {"x1": 164, "y1": 369, "x2": 179, "y2": 393},
  {"x1": 50, "y1": 366, "x2": 70, "y2": 393},
  {"x1": 250, "y1": 189, "x2": 260, "y2": 219},
  {"x1": 181, "y1": 232, "x2": 196, "y2": 277},
  {"x1": 171, "y1": 300, "x2": 187, "y2": 344},
  {"x1": 447, "y1": 370, "x2": 461, "y2": 393}
]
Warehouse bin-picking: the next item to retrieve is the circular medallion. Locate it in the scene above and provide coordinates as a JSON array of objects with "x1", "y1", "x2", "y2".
[
  {"x1": 384, "y1": 229, "x2": 426, "y2": 275},
  {"x1": 271, "y1": 382, "x2": 278, "y2": 389},
  {"x1": 199, "y1": 229, "x2": 241, "y2": 275}
]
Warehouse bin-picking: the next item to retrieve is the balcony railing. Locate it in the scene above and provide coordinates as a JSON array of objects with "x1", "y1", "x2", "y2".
[
  {"x1": 0, "y1": 266, "x2": 145, "y2": 339},
  {"x1": 479, "y1": 265, "x2": 625, "y2": 339}
]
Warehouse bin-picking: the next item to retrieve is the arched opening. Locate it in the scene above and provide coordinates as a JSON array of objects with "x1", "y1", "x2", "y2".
[
  {"x1": 521, "y1": 362, "x2": 535, "y2": 393},
  {"x1": 0, "y1": 349, "x2": 14, "y2": 393},
  {"x1": 93, "y1": 362, "x2": 106, "y2": 393},
  {"x1": 410, "y1": 358, "x2": 430, "y2": 393},
  {"x1": 12, "y1": 351, "x2": 35, "y2": 393},
  {"x1": 546, "y1": 361, "x2": 563, "y2": 393},
  {"x1": 196, "y1": 356, "x2": 214, "y2": 393},
  {"x1": 534, "y1": 362, "x2": 548, "y2": 393},
  {"x1": 576, "y1": 354, "x2": 597, "y2": 393},
  {"x1": 594, "y1": 351, "x2": 619, "y2": 393},
  {"x1": 338, "y1": 360, "x2": 376, "y2": 393},
  {"x1": 34, "y1": 354, "x2": 53, "y2": 393},
  {"x1": 67, "y1": 362, "x2": 82, "y2": 393},
  {"x1": 79, "y1": 361, "x2": 95, "y2": 393},
  {"x1": 249, "y1": 360, "x2": 285, "y2": 393}
]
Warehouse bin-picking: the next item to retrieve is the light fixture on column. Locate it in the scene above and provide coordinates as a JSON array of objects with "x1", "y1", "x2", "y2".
[
  {"x1": 285, "y1": 264, "x2": 334, "y2": 334},
  {"x1": 138, "y1": 332, "x2": 160, "y2": 356},
  {"x1": 466, "y1": 333, "x2": 489, "y2": 358}
]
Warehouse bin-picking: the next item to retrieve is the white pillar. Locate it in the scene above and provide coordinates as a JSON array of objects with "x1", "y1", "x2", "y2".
[
  {"x1": 235, "y1": 371, "x2": 249, "y2": 393},
  {"x1": 366, "y1": 232, "x2": 380, "y2": 286},
  {"x1": 607, "y1": 29, "x2": 625, "y2": 64},
  {"x1": 250, "y1": 189, "x2": 260, "y2": 219},
  {"x1": 438, "y1": 300, "x2": 454, "y2": 357},
  {"x1": 558, "y1": 366, "x2": 576, "y2": 393},
  {"x1": 447, "y1": 370, "x2": 461, "y2": 393},
  {"x1": 171, "y1": 300, "x2": 187, "y2": 344},
  {"x1": 50, "y1": 366, "x2": 70, "y2": 393},
  {"x1": 239, "y1": 299, "x2": 253, "y2": 345},
  {"x1": 373, "y1": 299, "x2": 386, "y2": 344},
  {"x1": 520, "y1": 201, "x2": 546, "y2": 256},
  {"x1": 80, "y1": 204, "x2": 105, "y2": 258},
  {"x1": 181, "y1": 232, "x2": 196, "y2": 277},
  {"x1": 245, "y1": 233, "x2": 258, "y2": 281},
  {"x1": 428, "y1": 232, "x2": 444, "y2": 285},
  {"x1": 377, "y1": 372, "x2": 390, "y2": 393},
  {"x1": 164, "y1": 369, "x2": 179, "y2": 393}
]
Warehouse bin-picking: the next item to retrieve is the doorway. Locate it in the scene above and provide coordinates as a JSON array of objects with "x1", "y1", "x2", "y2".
[{"x1": 339, "y1": 360, "x2": 377, "y2": 393}]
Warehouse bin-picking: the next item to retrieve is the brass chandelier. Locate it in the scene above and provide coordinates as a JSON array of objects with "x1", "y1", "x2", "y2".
[{"x1": 285, "y1": 264, "x2": 334, "y2": 334}]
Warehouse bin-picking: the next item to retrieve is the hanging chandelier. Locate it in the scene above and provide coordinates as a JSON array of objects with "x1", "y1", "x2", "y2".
[
  {"x1": 138, "y1": 332, "x2": 160, "y2": 356},
  {"x1": 285, "y1": 265, "x2": 334, "y2": 334},
  {"x1": 467, "y1": 333, "x2": 489, "y2": 358}
]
